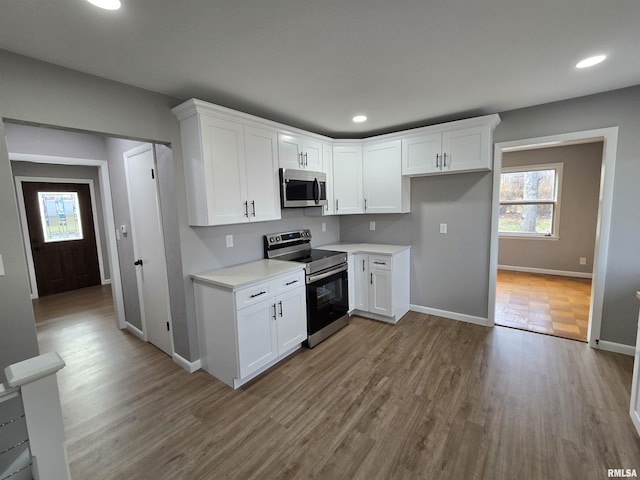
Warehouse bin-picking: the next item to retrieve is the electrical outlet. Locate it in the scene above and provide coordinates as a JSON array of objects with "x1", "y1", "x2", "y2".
[
  {"x1": 321, "y1": 222, "x2": 326, "y2": 232},
  {"x1": 440, "y1": 223, "x2": 448, "y2": 234},
  {"x1": 579, "y1": 257, "x2": 587, "y2": 265},
  {"x1": 226, "y1": 235, "x2": 234, "y2": 248},
  {"x1": 370, "y1": 221, "x2": 376, "y2": 231}
]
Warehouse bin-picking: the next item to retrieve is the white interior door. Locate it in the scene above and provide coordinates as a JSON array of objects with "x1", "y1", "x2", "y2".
[{"x1": 124, "y1": 144, "x2": 173, "y2": 356}]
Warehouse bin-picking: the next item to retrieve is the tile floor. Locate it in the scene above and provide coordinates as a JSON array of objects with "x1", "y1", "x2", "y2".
[{"x1": 495, "y1": 270, "x2": 592, "y2": 342}]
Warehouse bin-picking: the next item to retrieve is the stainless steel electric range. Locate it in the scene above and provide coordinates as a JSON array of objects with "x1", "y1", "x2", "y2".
[{"x1": 264, "y1": 229, "x2": 349, "y2": 347}]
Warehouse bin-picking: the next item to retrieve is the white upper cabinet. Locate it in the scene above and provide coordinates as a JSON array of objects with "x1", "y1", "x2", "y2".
[
  {"x1": 172, "y1": 100, "x2": 281, "y2": 226},
  {"x1": 401, "y1": 115, "x2": 500, "y2": 176},
  {"x1": 278, "y1": 133, "x2": 323, "y2": 171},
  {"x1": 244, "y1": 126, "x2": 281, "y2": 222},
  {"x1": 333, "y1": 144, "x2": 363, "y2": 214},
  {"x1": 363, "y1": 139, "x2": 409, "y2": 214},
  {"x1": 322, "y1": 143, "x2": 335, "y2": 215}
]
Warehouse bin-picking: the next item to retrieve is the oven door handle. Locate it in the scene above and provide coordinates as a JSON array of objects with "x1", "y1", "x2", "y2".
[{"x1": 306, "y1": 264, "x2": 348, "y2": 284}]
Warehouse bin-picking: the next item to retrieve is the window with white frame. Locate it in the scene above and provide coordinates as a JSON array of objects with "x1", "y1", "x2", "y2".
[{"x1": 499, "y1": 163, "x2": 563, "y2": 238}]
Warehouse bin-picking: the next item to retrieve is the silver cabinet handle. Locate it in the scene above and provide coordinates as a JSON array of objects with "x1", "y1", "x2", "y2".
[
  {"x1": 362, "y1": 259, "x2": 365, "y2": 271},
  {"x1": 272, "y1": 303, "x2": 277, "y2": 319},
  {"x1": 278, "y1": 300, "x2": 283, "y2": 317},
  {"x1": 285, "y1": 279, "x2": 298, "y2": 286},
  {"x1": 244, "y1": 201, "x2": 248, "y2": 217},
  {"x1": 373, "y1": 261, "x2": 385, "y2": 265},
  {"x1": 298, "y1": 152, "x2": 303, "y2": 166},
  {"x1": 305, "y1": 152, "x2": 308, "y2": 166},
  {"x1": 364, "y1": 198, "x2": 367, "y2": 211},
  {"x1": 250, "y1": 291, "x2": 267, "y2": 298},
  {"x1": 336, "y1": 199, "x2": 339, "y2": 211},
  {"x1": 443, "y1": 153, "x2": 448, "y2": 167},
  {"x1": 251, "y1": 200, "x2": 256, "y2": 217},
  {"x1": 370, "y1": 273, "x2": 373, "y2": 285},
  {"x1": 436, "y1": 153, "x2": 440, "y2": 168}
]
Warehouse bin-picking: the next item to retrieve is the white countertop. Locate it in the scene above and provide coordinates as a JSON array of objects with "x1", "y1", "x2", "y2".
[
  {"x1": 317, "y1": 243, "x2": 411, "y2": 255},
  {"x1": 191, "y1": 259, "x2": 303, "y2": 290}
]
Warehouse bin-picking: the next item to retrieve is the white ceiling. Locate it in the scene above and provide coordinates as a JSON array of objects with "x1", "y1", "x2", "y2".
[{"x1": 1, "y1": 0, "x2": 639, "y2": 137}]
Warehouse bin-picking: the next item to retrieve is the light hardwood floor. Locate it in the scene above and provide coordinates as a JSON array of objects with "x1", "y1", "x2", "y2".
[
  {"x1": 496, "y1": 270, "x2": 591, "y2": 342},
  {"x1": 33, "y1": 285, "x2": 640, "y2": 479}
]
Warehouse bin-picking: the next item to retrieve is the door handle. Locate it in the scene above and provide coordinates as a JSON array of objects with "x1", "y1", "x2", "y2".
[{"x1": 134, "y1": 259, "x2": 143, "y2": 266}]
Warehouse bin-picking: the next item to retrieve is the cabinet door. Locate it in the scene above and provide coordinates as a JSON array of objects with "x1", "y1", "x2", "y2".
[
  {"x1": 236, "y1": 300, "x2": 278, "y2": 379},
  {"x1": 347, "y1": 254, "x2": 355, "y2": 312},
  {"x1": 200, "y1": 115, "x2": 248, "y2": 225},
  {"x1": 278, "y1": 133, "x2": 303, "y2": 169},
  {"x1": 370, "y1": 268, "x2": 393, "y2": 317},
  {"x1": 275, "y1": 288, "x2": 306, "y2": 353},
  {"x1": 401, "y1": 133, "x2": 442, "y2": 176},
  {"x1": 333, "y1": 145, "x2": 363, "y2": 214},
  {"x1": 363, "y1": 140, "x2": 403, "y2": 213},
  {"x1": 322, "y1": 143, "x2": 335, "y2": 215},
  {"x1": 244, "y1": 126, "x2": 281, "y2": 222},
  {"x1": 353, "y1": 253, "x2": 370, "y2": 311},
  {"x1": 302, "y1": 139, "x2": 323, "y2": 171},
  {"x1": 441, "y1": 125, "x2": 490, "y2": 173}
]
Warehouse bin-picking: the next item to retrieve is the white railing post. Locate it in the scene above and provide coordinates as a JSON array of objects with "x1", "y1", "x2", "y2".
[{"x1": 4, "y1": 352, "x2": 71, "y2": 480}]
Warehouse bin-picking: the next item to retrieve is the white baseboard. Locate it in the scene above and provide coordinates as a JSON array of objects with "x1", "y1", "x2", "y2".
[
  {"x1": 102, "y1": 278, "x2": 112, "y2": 285},
  {"x1": 498, "y1": 264, "x2": 592, "y2": 279},
  {"x1": 410, "y1": 304, "x2": 490, "y2": 327},
  {"x1": 173, "y1": 353, "x2": 201, "y2": 373},
  {"x1": 596, "y1": 340, "x2": 634, "y2": 356},
  {"x1": 125, "y1": 322, "x2": 145, "y2": 340}
]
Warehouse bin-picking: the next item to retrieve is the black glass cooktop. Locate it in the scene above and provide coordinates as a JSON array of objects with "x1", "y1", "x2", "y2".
[{"x1": 282, "y1": 249, "x2": 344, "y2": 263}]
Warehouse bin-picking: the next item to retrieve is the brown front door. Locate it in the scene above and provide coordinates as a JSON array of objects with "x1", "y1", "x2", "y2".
[{"x1": 22, "y1": 182, "x2": 101, "y2": 296}]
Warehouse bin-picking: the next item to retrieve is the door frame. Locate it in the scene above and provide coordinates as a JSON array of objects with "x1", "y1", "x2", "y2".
[
  {"x1": 488, "y1": 127, "x2": 619, "y2": 350},
  {"x1": 15, "y1": 175, "x2": 107, "y2": 297},
  {"x1": 123, "y1": 143, "x2": 175, "y2": 354},
  {"x1": 9, "y1": 153, "x2": 126, "y2": 329}
]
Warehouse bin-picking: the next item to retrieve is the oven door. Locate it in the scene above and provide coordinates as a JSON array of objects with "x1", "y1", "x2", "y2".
[{"x1": 306, "y1": 265, "x2": 349, "y2": 336}]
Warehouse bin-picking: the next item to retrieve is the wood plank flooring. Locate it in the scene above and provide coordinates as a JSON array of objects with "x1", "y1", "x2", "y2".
[
  {"x1": 495, "y1": 270, "x2": 592, "y2": 342},
  {"x1": 33, "y1": 285, "x2": 640, "y2": 479}
]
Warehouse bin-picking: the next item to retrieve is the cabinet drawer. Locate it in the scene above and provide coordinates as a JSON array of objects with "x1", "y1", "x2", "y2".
[
  {"x1": 369, "y1": 255, "x2": 392, "y2": 270},
  {"x1": 235, "y1": 281, "x2": 274, "y2": 309},
  {"x1": 275, "y1": 270, "x2": 305, "y2": 294}
]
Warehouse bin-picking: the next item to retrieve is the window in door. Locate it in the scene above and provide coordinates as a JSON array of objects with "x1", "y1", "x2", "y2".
[
  {"x1": 499, "y1": 163, "x2": 563, "y2": 238},
  {"x1": 37, "y1": 191, "x2": 84, "y2": 242}
]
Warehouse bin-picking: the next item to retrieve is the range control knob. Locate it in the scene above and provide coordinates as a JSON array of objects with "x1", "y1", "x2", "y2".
[
  {"x1": 276, "y1": 236, "x2": 281, "y2": 241},
  {"x1": 269, "y1": 237, "x2": 275, "y2": 243}
]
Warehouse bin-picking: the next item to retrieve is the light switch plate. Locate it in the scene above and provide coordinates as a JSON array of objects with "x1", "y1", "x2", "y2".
[
  {"x1": 322, "y1": 222, "x2": 326, "y2": 232},
  {"x1": 226, "y1": 235, "x2": 234, "y2": 248},
  {"x1": 370, "y1": 221, "x2": 376, "y2": 231},
  {"x1": 579, "y1": 257, "x2": 587, "y2": 265},
  {"x1": 440, "y1": 223, "x2": 448, "y2": 234},
  {"x1": 0, "y1": 254, "x2": 4, "y2": 276}
]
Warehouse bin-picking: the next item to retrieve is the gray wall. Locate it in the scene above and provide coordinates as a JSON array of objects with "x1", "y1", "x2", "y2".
[
  {"x1": 495, "y1": 88, "x2": 640, "y2": 345},
  {"x1": 498, "y1": 142, "x2": 603, "y2": 274},
  {"x1": 104, "y1": 137, "x2": 146, "y2": 331},
  {"x1": 340, "y1": 172, "x2": 492, "y2": 318},
  {"x1": 5, "y1": 123, "x2": 111, "y2": 280},
  {"x1": 0, "y1": 122, "x2": 39, "y2": 383}
]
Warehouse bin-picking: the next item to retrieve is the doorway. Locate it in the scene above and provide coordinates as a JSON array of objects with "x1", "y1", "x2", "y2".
[
  {"x1": 488, "y1": 127, "x2": 619, "y2": 349},
  {"x1": 493, "y1": 141, "x2": 602, "y2": 342},
  {"x1": 18, "y1": 180, "x2": 103, "y2": 296}
]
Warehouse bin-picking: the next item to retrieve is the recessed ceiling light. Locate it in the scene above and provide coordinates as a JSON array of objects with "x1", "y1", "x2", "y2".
[
  {"x1": 86, "y1": 0, "x2": 121, "y2": 10},
  {"x1": 576, "y1": 55, "x2": 606, "y2": 69},
  {"x1": 352, "y1": 115, "x2": 367, "y2": 123}
]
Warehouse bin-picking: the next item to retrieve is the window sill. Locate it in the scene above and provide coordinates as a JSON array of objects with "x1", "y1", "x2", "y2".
[{"x1": 499, "y1": 234, "x2": 560, "y2": 241}]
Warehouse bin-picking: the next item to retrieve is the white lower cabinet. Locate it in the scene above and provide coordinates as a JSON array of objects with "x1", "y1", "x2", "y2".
[
  {"x1": 194, "y1": 269, "x2": 306, "y2": 389},
  {"x1": 351, "y1": 249, "x2": 410, "y2": 324}
]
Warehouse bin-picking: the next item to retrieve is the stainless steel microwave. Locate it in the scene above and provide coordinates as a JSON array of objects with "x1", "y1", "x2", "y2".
[{"x1": 280, "y1": 168, "x2": 327, "y2": 208}]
